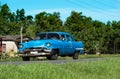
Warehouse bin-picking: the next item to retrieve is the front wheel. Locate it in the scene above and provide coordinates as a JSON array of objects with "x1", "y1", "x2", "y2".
[
  {"x1": 51, "y1": 53, "x2": 58, "y2": 60},
  {"x1": 50, "y1": 50, "x2": 58, "y2": 60},
  {"x1": 73, "y1": 52, "x2": 79, "y2": 59},
  {"x1": 22, "y1": 57, "x2": 30, "y2": 61},
  {"x1": 46, "y1": 56, "x2": 51, "y2": 60}
]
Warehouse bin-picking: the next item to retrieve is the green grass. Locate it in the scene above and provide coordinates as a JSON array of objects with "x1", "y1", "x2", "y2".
[
  {"x1": 79, "y1": 54, "x2": 120, "y2": 58},
  {"x1": 0, "y1": 58, "x2": 120, "y2": 79}
]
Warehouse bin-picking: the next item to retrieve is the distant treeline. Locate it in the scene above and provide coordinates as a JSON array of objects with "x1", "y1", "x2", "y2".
[{"x1": 0, "y1": 4, "x2": 120, "y2": 54}]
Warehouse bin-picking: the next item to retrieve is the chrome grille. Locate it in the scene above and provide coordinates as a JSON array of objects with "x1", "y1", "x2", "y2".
[{"x1": 27, "y1": 47, "x2": 44, "y2": 51}]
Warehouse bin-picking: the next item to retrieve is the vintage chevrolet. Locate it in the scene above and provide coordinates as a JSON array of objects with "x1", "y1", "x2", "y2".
[{"x1": 18, "y1": 32, "x2": 84, "y2": 61}]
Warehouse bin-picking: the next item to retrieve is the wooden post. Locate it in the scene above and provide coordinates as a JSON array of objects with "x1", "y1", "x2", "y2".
[{"x1": 20, "y1": 26, "x2": 23, "y2": 43}]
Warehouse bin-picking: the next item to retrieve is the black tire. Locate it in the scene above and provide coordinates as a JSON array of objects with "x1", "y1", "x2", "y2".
[
  {"x1": 50, "y1": 50, "x2": 58, "y2": 60},
  {"x1": 73, "y1": 52, "x2": 79, "y2": 59},
  {"x1": 22, "y1": 57, "x2": 30, "y2": 61},
  {"x1": 46, "y1": 56, "x2": 51, "y2": 60}
]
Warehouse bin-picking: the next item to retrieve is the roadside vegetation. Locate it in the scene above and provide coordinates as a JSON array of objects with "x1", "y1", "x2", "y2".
[{"x1": 0, "y1": 57, "x2": 120, "y2": 79}]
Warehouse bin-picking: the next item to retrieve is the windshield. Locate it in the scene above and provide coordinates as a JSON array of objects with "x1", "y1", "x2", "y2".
[{"x1": 35, "y1": 33, "x2": 60, "y2": 40}]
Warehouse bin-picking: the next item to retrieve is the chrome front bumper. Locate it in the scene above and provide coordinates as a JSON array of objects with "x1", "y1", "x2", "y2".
[
  {"x1": 18, "y1": 48, "x2": 52, "y2": 57},
  {"x1": 18, "y1": 52, "x2": 52, "y2": 57}
]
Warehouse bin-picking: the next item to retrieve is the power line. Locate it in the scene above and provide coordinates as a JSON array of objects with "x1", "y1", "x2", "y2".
[
  {"x1": 94, "y1": 0, "x2": 118, "y2": 9},
  {"x1": 67, "y1": 0, "x2": 115, "y2": 11},
  {"x1": 67, "y1": 0, "x2": 119, "y2": 17}
]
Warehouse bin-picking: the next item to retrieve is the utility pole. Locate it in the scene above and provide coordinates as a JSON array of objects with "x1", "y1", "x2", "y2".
[{"x1": 20, "y1": 26, "x2": 23, "y2": 43}]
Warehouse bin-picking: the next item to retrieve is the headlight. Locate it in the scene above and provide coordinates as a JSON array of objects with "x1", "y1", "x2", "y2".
[
  {"x1": 19, "y1": 44, "x2": 23, "y2": 48},
  {"x1": 46, "y1": 42, "x2": 51, "y2": 47}
]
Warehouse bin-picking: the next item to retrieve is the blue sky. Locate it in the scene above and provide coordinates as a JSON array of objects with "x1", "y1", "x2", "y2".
[{"x1": 1, "y1": 0, "x2": 120, "y2": 23}]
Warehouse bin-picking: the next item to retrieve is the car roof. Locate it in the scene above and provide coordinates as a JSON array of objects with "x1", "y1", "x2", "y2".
[{"x1": 38, "y1": 32, "x2": 70, "y2": 35}]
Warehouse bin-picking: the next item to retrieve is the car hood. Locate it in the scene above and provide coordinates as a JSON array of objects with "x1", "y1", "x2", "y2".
[
  {"x1": 27, "y1": 40, "x2": 45, "y2": 47},
  {"x1": 22, "y1": 39, "x2": 61, "y2": 48}
]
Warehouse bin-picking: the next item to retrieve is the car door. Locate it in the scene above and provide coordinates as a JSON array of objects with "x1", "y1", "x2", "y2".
[
  {"x1": 66, "y1": 34, "x2": 74, "y2": 54},
  {"x1": 61, "y1": 34, "x2": 73, "y2": 55}
]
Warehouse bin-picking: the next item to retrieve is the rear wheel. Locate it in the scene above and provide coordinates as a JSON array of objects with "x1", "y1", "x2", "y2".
[
  {"x1": 22, "y1": 57, "x2": 30, "y2": 61},
  {"x1": 73, "y1": 52, "x2": 79, "y2": 59}
]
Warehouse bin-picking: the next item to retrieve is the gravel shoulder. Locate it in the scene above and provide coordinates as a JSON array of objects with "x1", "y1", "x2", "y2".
[{"x1": 0, "y1": 58, "x2": 106, "y2": 65}]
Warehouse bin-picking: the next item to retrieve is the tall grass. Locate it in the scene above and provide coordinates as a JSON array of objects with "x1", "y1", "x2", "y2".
[{"x1": 0, "y1": 58, "x2": 120, "y2": 79}]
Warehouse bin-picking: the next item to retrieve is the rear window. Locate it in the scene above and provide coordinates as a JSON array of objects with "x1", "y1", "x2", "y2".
[{"x1": 35, "y1": 33, "x2": 60, "y2": 40}]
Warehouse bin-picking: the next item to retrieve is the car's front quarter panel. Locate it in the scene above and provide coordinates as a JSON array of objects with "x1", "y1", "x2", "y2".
[{"x1": 18, "y1": 39, "x2": 64, "y2": 55}]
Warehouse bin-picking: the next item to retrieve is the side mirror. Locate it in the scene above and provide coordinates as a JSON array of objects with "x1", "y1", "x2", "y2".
[{"x1": 62, "y1": 38, "x2": 65, "y2": 41}]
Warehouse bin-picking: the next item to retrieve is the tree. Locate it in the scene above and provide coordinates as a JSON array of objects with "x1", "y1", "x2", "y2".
[
  {"x1": 0, "y1": 4, "x2": 12, "y2": 35},
  {"x1": 25, "y1": 25, "x2": 36, "y2": 38},
  {"x1": 35, "y1": 12, "x2": 62, "y2": 32},
  {"x1": 64, "y1": 11, "x2": 84, "y2": 32},
  {"x1": 110, "y1": 21, "x2": 120, "y2": 54},
  {"x1": 16, "y1": 8, "x2": 26, "y2": 21}
]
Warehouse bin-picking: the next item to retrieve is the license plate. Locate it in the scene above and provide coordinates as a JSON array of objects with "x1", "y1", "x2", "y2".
[{"x1": 30, "y1": 51, "x2": 38, "y2": 54}]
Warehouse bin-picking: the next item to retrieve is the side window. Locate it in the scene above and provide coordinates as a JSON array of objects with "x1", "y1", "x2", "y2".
[
  {"x1": 70, "y1": 36, "x2": 74, "y2": 41},
  {"x1": 48, "y1": 33, "x2": 60, "y2": 40},
  {"x1": 61, "y1": 35, "x2": 65, "y2": 40},
  {"x1": 66, "y1": 35, "x2": 74, "y2": 41},
  {"x1": 66, "y1": 35, "x2": 71, "y2": 41},
  {"x1": 61, "y1": 34, "x2": 74, "y2": 41}
]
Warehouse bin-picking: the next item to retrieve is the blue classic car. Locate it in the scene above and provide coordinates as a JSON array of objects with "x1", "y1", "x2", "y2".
[{"x1": 18, "y1": 32, "x2": 84, "y2": 61}]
